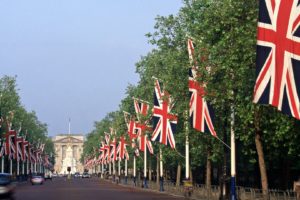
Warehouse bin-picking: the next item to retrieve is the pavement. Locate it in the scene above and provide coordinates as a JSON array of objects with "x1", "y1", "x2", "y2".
[{"x1": 14, "y1": 177, "x2": 186, "y2": 200}]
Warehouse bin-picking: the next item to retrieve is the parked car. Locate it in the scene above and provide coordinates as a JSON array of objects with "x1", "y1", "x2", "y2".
[
  {"x1": 44, "y1": 172, "x2": 52, "y2": 181},
  {"x1": 0, "y1": 173, "x2": 15, "y2": 199},
  {"x1": 31, "y1": 174, "x2": 44, "y2": 185},
  {"x1": 82, "y1": 172, "x2": 90, "y2": 178}
]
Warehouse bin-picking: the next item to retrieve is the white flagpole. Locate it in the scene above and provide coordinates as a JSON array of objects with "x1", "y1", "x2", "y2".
[
  {"x1": 109, "y1": 161, "x2": 111, "y2": 175},
  {"x1": 230, "y1": 104, "x2": 237, "y2": 200},
  {"x1": 10, "y1": 159, "x2": 12, "y2": 175},
  {"x1": 159, "y1": 147, "x2": 164, "y2": 191},
  {"x1": 133, "y1": 155, "x2": 136, "y2": 186},
  {"x1": 185, "y1": 111, "x2": 190, "y2": 180},
  {"x1": 17, "y1": 160, "x2": 19, "y2": 175},
  {"x1": 125, "y1": 159, "x2": 128, "y2": 184},
  {"x1": 1, "y1": 156, "x2": 4, "y2": 173},
  {"x1": 27, "y1": 160, "x2": 29, "y2": 175},
  {"x1": 118, "y1": 159, "x2": 120, "y2": 176},
  {"x1": 68, "y1": 118, "x2": 71, "y2": 135},
  {"x1": 144, "y1": 145, "x2": 148, "y2": 188},
  {"x1": 101, "y1": 163, "x2": 103, "y2": 178},
  {"x1": 113, "y1": 160, "x2": 115, "y2": 176}
]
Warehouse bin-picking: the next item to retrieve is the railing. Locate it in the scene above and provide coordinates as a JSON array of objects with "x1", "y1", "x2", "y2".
[{"x1": 109, "y1": 176, "x2": 299, "y2": 200}]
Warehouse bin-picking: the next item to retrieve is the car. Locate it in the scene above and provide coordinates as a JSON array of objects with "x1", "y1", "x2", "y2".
[
  {"x1": 31, "y1": 174, "x2": 44, "y2": 185},
  {"x1": 74, "y1": 172, "x2": 81, "y2": 178},
  {"x1": 0, "y1": 173, "x2": 15, "y2": 199},
  {"x1": 82, "y1": 172, "x2": 90, "y2": 178},
  {"x1": 44, "y1": 172, "x2": 52, "y2": 181}
]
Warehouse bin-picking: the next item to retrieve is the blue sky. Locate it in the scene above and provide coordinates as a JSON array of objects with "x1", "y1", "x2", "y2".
[{"x1": 0, "y1": 1, "x2": 182, "y2": 136}]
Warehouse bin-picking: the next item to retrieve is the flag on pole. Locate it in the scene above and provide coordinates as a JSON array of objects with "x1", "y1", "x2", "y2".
[
  {"x1": 253, "y1": 0, "x2": 300, "y2": 119},
  {"x1": 134, "y1": 98, "x2": 150, "y2": 121},
  {"x1": 16, "y1": 136, "x2": 24, "y2": 162},
  {"x1": 152, "y1": 79, "x2": 178, "y2": 149},
  {"x1": 188, "y1": 39, "x2": 217, "y2": 137},
  {"x1": 133, "y1": 98, "x2": 154, "y2": 154},
  {"x1": 5, "y1": 130, "x2": 16, "y2": 160},
  {"x1": 116, "y1": 136, "x2": 129, "y2": 160},
  {"x1": 123, "y1": 111, "x2": 138, "y2": 140}
]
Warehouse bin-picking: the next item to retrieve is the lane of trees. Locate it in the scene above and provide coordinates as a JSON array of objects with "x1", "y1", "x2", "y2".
[
  {"x1": 82, "y1": 0, "x2": 300, "y2": 190},
  {"x1": 0, "y1": 75, "x2": 55, "y2": 175}
]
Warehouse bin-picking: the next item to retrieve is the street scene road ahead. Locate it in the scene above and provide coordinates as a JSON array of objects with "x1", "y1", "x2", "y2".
[{"x1": 15, "y1": 177, "x2": 185, "y2": 200}]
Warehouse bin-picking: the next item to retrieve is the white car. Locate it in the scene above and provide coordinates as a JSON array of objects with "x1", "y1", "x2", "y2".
[{"x1": 31, "y1": 175, "x2": 44, "y2": 185}]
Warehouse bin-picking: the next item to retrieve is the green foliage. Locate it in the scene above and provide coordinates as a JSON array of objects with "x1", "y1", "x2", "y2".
[
  {"x1": 0, "y1": 76, "x2": 54, "y2": 160},
  {"x1": 83, "y1": 0, "x2": 300, "y2": 187}
]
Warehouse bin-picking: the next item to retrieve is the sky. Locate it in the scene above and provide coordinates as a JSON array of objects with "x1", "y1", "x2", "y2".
[{"x1": 0, "y1": 1, "x2": 183, "y2": 136}]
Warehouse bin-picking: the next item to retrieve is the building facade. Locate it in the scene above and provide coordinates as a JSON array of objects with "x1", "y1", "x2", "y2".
[{"x1": 52, "y1": 134, "x2": 84, "y2": 174}]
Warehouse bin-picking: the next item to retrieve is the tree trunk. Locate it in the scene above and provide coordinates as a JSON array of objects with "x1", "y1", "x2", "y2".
[
  {"x1": 254, "y1": 108, "x2": 269, "y2": 197},
  {"x1": 176, "y1": 164, "x2": 181, "y2": 186},
  {"x1": 190, "y1": 168, "x2": 193, "y2": 182},
  {"x1": 206, "y1": 150, "x2": 212, "y2": 188},
  {"x1": 255, "y1": 131, "x2": 268, "y2": 194}
]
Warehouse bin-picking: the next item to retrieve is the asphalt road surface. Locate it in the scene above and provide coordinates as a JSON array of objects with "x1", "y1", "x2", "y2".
[{"x1": 14, "y1": 177, "x2": 186, "y2": 200}]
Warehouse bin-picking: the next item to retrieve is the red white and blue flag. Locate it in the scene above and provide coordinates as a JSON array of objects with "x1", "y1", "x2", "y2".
[
  {"x1": 133, "y1": 98, "x2": 154, "y2": 154},
  {"x1": 99, "y1": 141, "x2": 106, "y2": 164},
  {"x1": 108, "y1": 128, "x2": 117, "y2": 162},
  {"x1": 124, "y1": 111, "x2": 138, "y2": 140},
  {"x1": 138, "y1": 134, "x2": 154, "y2": 154},
  {"x1": 151, "y1": 79, "x2": 177, "y2": 149},
  {"x1": 134, "y1": 98, "x2": 150, "y2": 121},
  {"x1": 254, "y1": 0, "x2": 300, "y2": 119},
  {"x1": 188, "y1": 39, "x2": 217, "y2": 137},
  {"x1": 5, "y1": 130, "x2": 16, "y2": 160},
  {"x1": 116, "y1": 136, "x2": 129, "y2": 160},
  {"x1": 22, "y1": 139, "x2": 29, "y2": 161},
  {"x1": 16, "y1": 136, "x2": 24, "y2": 162}
]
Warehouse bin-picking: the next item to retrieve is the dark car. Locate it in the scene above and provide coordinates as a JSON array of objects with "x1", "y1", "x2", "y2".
[
  {"x1": 44, "y1": 172, "x2": 52, "y2": 181},
  {"x1": 82, "y1": 172, "x2": 90, "y2": 178},
  {"x1": 0, "y1": 173, "x2": 15, "y2": 199}
]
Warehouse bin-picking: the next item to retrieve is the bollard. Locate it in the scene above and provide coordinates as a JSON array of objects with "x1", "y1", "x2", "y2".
[
  {"x1": 144, "y1": 177, "x2": 148, "y2": 189},
  {"x1": 159, "y1": 177, "x2": 164, "y2": 192},
  {"x1": 133, "y1": 176, "x2": 136, "y2": 187}
]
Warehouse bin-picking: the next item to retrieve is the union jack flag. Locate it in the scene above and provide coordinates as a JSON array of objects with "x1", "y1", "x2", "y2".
[
  {"x1": 188, "y1": 39, "x2": 217, "y2": 137},
  {"x1": 151, "y1": 79, "x2": 177, "y2": 149},
  {"x1": 30, "y1": 147, "x2": 36, "y2": 164},
  {"x1": 99, "y1": 141, "x2": 106, "y2": 164},
  {"x1": 110, "y1": 137, "x2": 117, "y2": 162},
  {"x1": 5, "y1": 130, "x2": 16, "y2": 160},
  {"x1": 123, "y1": 111, "x2": 138, "y2": 140},
  {"x1": 0, "y1": 139, "x2": 5, "y2": 158},
  {"x1": 116, "y1": 136, "x2": 129, "y2": 160},
  {"x1": 138, "y1": 134, "x2": 153, "y2": 154},
  {"x1": 133, "y1": 98, "x2": 153, "y2": 154},
  {"x1": 103, "y1": 144, "x2": 110, "y2": 164},
  {"x1": 253, "y1": 0, "x2": 300, "y2": 119},
  {"x1": 22, "y1": 139, "x2": 29, "y2": 161},
  {"x1": 16, "y1": 136, "x2": 24, "y2": 161},
  {"x1": 134, "y1": 98, "x2": 150, "y2": 121}
]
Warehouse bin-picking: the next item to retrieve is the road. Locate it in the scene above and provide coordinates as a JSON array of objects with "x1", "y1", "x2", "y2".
[{"x1": 14, "y1": 177, "x2": 185, "y2": 200}]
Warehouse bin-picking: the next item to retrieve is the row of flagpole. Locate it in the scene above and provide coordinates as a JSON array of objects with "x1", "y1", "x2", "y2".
[
  {"x1": 0, "y1": 117, "x2": 51, "y2": 177},
  {"x1": 83, "y1": 38, "x2": 234, "y2": 197}
]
